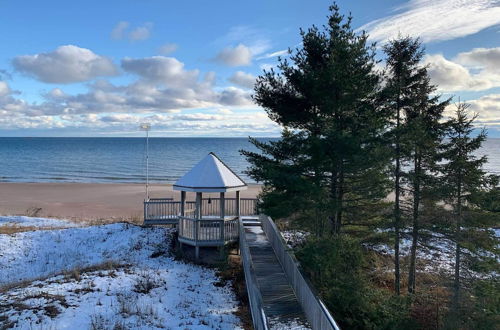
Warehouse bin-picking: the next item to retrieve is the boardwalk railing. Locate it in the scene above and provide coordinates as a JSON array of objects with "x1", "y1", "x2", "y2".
[
  {"x1": 260, "y1": 214, "x2": 341, "y2": 330},
  {"x1": 238, "y1": 218, "x2": 269, "y2": 330},
  {"x1": 144, "y1": 198, "x2": 258, "y2": 224}
]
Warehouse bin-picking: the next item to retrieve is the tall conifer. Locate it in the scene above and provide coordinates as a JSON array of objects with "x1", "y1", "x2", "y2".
[{"x1": 242, "y1": 4, "x2": 389, "y2": 235}]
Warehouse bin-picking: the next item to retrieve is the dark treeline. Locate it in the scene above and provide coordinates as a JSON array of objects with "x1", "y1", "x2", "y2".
[{"x1": 241, "y1": 3, "x2": 499, "y2": 329}]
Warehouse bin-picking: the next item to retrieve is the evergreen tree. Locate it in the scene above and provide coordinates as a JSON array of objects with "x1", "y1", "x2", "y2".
[
  {"x1": 405, "y1": 76, "x2": 449, "y2": 294},
  {"x1": 439, "y1": 102, "x2": 500, "y2": 324},
  {"x1": 382, "y1": 36, "x2": 427, "y2": 295},
  {"x1": 242, "y1": 4, "x2": 390, "y2": 236},
  {"x1": 383, "y1": 37, "x2": 449, "y2": 294}
]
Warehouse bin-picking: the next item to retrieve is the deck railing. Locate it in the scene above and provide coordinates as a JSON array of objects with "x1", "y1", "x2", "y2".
[
  {"x1": 144, "y1": 198, "x2": 258, "y2": 224},
  {"x1": 178, "y1": 216, "x2": 239, "y2": 246},
  {"x1": 260, "y1": 214, "x2": 341, "y2": 330},
  {"x1": 238, "y1": 218, "x2": 269, "y2": 330}
]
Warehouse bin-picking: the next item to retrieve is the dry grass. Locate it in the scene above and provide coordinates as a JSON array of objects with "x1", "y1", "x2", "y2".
[
  {"x1": 0, "y1": 260, "x2": 124, "y2": 294},
  {"x1": 0, "y1": 208, "x2": 145, "y2": 235},
  {"x1": 0, "y1": 225, "x2": 70, "y2": 235}
]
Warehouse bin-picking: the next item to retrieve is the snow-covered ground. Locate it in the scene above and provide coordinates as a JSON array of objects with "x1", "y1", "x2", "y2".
[
  {"x1": 0, "y1": 218, "x2": 242, "y2": 329},
  {"x1": 369, "y1": 229, "x2": 499, "y2": 273},
  {"x1": 281, "y1": 230, "x2": 310, "y2": 249},
  {"x1": 281, "y1": 226, "x2": 498, "y2": 274},
  {"x1": 0, "y1": 215, "x2": 80, "y2": 229}
]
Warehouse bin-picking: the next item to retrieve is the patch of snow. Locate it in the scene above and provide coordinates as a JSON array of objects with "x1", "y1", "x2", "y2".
[
  {"x1": 0, "y1": 222, "x2": 163, "y2": 285},
  {"x1": 269, "y1": 317, "x2": 310, "y2": 330},
  {"x1": 0, "y1": 215, "x2": 79, "y2": 229},
  {"x1": 0, "y1": 218, "x2": 243, "y2": 329},
  {"x1": 368, "y1": 228, "x2": 499, "y2": 274},
  {"x1": 281, "y1": 230, "x2": 310, "y2": 249},
  {"x1": 0, "y1": 265, "x2": 241, "y2": 329}
]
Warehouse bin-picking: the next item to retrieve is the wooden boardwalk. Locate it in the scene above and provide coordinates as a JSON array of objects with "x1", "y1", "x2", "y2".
[{"x1": 244, "y1": 225, "x2": 310, "y2": 329}]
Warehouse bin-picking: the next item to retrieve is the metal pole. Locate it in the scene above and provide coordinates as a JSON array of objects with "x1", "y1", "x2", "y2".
[
  {"x1": 146, "y1": 128, "x2": 149, "y2": 200},
  {"x1": 140, "y1": 122, "x2": 151, "y2": 201}
]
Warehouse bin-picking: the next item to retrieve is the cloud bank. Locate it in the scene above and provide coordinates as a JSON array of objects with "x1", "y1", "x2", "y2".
[
  {"x1": 13, "y1": 45, "x2": 118, "y2": 84},
  {"x1": 360, "y1": 0, "x2": 500, "y2": 43}
]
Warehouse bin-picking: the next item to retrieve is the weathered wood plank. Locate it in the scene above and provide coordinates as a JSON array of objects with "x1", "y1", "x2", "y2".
[{"x1": 244, "y1": 225, "x2": 310, "y2": 329}]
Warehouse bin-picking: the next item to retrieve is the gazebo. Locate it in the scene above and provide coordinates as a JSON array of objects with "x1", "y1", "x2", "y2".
[{"x1": 174, "y1": 152, "x2": 248, "y2": 259}]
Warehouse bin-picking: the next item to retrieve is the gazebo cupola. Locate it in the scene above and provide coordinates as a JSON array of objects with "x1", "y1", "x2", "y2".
[{"x1": 173, "y1": 152, "x2": 247, "y2": 259}]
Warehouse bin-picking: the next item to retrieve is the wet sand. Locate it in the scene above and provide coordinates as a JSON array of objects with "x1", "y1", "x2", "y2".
[{"x1": 0, "y1": 183, "x2": 261, "y2": 221}]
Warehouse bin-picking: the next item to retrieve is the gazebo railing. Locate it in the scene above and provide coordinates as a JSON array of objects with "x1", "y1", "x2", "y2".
[
  {"x1": 178, "y1": 216, "x2": 239, "y2": 246},
  {"x1": 144, "y1": 200, "x2": 181, "y2": 224},
  {"x1": 144, "y1": 198, "x2": 259, "y2": 224}
]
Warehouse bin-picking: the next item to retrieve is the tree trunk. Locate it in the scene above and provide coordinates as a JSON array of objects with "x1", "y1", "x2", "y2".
[
  {"x1": 408, "y1": 152, "x2": 421, "y2": 294},
  {"x1": 329, "y1": 170, "x2": 338, "y2": 235},
  {"x1": 394, "y1": 103, "x2": 402, "y2": 295},
  {"x1": 329, "y1": 160, "x2": 344, "y2": 235},
  {"x1": 452, "y1": 177, "x2": 463, "y2": 314}
]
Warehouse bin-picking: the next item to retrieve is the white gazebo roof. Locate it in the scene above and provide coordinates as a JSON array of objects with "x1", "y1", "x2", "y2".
[{"x1": 173, "y1": 152, "x2": 248, "y2": 192}]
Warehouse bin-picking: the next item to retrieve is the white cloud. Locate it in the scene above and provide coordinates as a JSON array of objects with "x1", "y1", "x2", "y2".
[
  {"x1": 454, "y1": 47, "x2": 500, "y2": 73},
  {"x1": 46, "y1": 88, "x2": 67, "y2": 100},
  {"x1": 111, "y1": 21, "x2": 129, "y2": 40},
  {"x1": 130, "y1": 23, "x2": 153, "y2": 41},
  {"x1": 13, "y1": 45, "x2": 118, "y2": 83},
  {"x1": 218, "y1": 87, "x2": 252, "y2": 106},
  {"x1": 228, "y1": 71, "x2": 256, "y2": 89},
  {"x1": 111, "y1": 22, "x2": 153, "y2": 41},
  {"x1": 174, "y1": 113, "x2": 223, "y2": 121},
  {"x1": 256, "y1": 49, "x2": 288, "y2": 60},
  {"x1": 214, "y1": 44, "x2": 252, "y2": 66},
  {"x1": 360, "y1": 0, "x2": 500, "y2": 43},
  {"x1": 158, "y1": 43, "x2": 178, "y2": 55},
  {"x1": 467, "y1": 94, "x2": 500, "y2": 127},
  {"x1": 0, "y1": 81, "x2": 11, "y2": 97},
  {"x1": 121, "y1": 56, "x2": 199, "y2": 87},
  {"x1": 425, "y1": 54, "x2": 492, "y2": 91},
  {"x1": 425, "y1": 48, "x2": 500, "y2": 92}
]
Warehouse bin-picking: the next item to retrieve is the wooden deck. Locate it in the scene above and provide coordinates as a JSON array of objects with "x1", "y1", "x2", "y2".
[{"x1": 244, "y1": 225, "x2": 310, "y2": 329}]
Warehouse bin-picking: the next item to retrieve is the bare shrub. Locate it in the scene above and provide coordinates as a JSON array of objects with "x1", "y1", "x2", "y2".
[
  {"x1": 89, "y1": 313, "x2": 107, "y2": 330},
  {"x1": 133, "y1": 272, "x2": 163, "y2": 294},
  {"x1": 116, "y1": 292, "x2": 138, "y2": 316},
  {"x1": 25, "y1": 206, "x2": 42, "y2": 217},
  {"x1": 64, "y1": 267, "x2": 81, "y2": 281},
  {"x1": 112, "y1": 320, "x2": 127, "y2": 330}
]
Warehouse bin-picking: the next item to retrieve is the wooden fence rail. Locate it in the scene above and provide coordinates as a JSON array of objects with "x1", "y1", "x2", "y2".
[
  {"x1": 178, "y1": 216, "x2": 238, "y2": 245},
  {"x1": 238, "y1": 218, "x2": 269, "y2": 330},
  {"x1": 260, "y1": 214, "x2": 341, "y2": 330},
  {"x1": 144, "y1": 198, "x2": 258, "y2": 223}
]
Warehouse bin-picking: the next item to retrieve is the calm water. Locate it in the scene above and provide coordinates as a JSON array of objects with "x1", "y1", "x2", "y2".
[{"x1": 0, "y1": 137, "x2": 498, "y2": 184}]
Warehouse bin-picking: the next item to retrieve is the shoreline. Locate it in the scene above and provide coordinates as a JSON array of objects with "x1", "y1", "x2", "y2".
[{"x1": 0, "y1": 182, "x2": 262, "y2": 221}]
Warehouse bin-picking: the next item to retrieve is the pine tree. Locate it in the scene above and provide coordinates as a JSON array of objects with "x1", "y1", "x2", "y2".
[
  {"x1": 439, "y1": 102, "x2": 500, "y2": 324},
  {"x1": 405, "y1": 76, "x2": 449, "y2": 294},
  {"x1": 383, "y1": 36, "x2": 426, "y2": 295},
  {"x1": 242, "y1": 4, "x2": 390, "y2": 236}
]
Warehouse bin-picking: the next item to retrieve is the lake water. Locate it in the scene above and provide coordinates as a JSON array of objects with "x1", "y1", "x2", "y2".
[{"x1": 0, "y1": 137, "x2": 498, "y2": 184}]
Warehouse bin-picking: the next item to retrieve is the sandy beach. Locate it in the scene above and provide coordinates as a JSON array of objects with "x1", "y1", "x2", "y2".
[{"x1": 0, "y1": 183, "x2": 261, "y2": 221}]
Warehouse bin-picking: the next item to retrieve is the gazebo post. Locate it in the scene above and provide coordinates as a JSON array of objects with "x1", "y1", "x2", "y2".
[
  {"x1": 179, "y1": 190, "x2": 186, "y2": 250},
  {"x1": 219, "y1": 192, "x2": 225, "y2": 256},
  {"x1": 236, "y1": 190, "x2": 240, "y2": 218},
  {"x1": 180, "y1": 191, "x2": 186, "y2": 216},
  {"x1": 195, "y1": 192, "x2": 202, "y2": 260}
]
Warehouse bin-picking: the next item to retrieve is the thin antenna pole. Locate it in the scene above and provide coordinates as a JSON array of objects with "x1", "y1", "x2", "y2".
[
  {"x1": 146, "y1": 128, "x2": 149, "y2": 199},
  {"x1": 140, "y1": 123, "x2": 151, "y2": 200}
]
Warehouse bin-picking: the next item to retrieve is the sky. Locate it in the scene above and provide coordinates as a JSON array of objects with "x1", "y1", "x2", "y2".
[{"x1": 1, "y1": 0, "x2": 500, "y2": 137}]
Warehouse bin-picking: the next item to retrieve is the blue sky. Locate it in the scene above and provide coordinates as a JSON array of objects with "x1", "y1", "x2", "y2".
[{"x1": 1, "y1": 0, "x2": 500, "y2": 137}]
